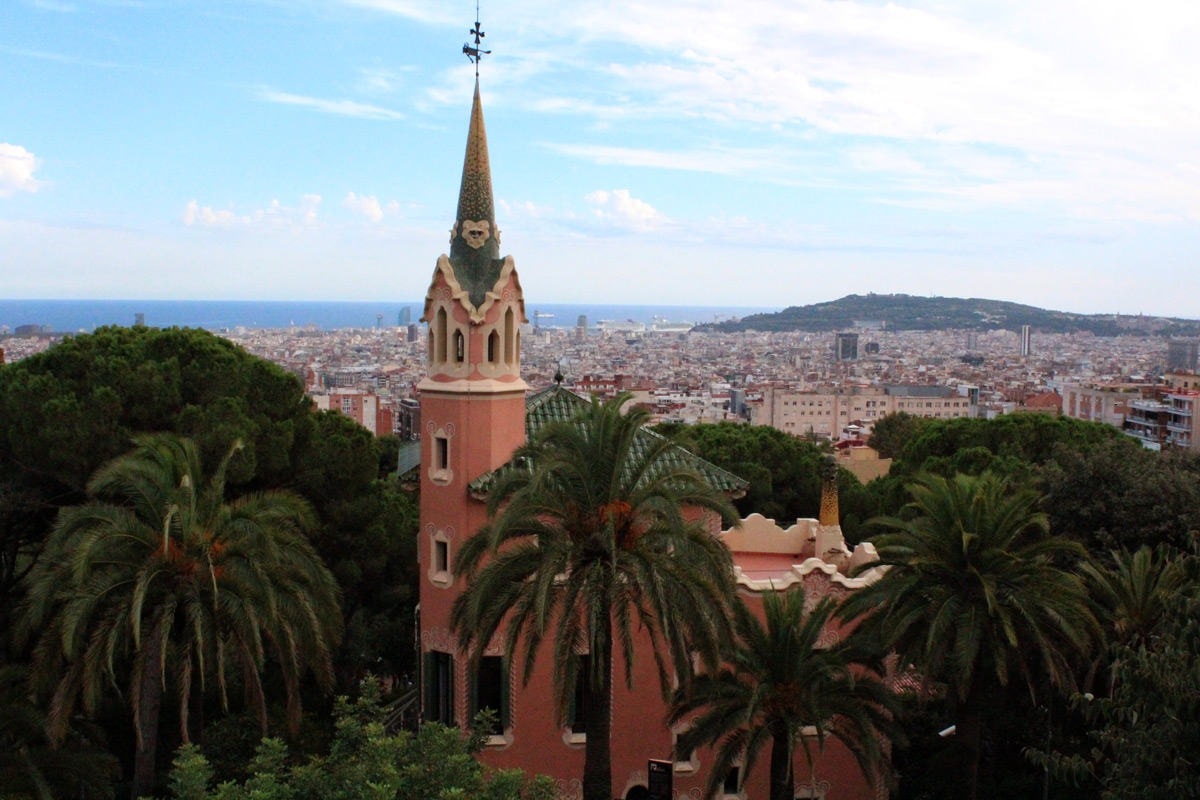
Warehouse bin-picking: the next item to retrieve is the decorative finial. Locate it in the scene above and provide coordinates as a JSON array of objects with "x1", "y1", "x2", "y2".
[
  {"x1": 462, "y1": 1, "x2": 491, "y2": 78},
  {"x1": 819, "y1": 454, "x2": 840, "y2": 527},
  {"x1": 554, "y1": 371, "x2": 564, "y2": 386}
]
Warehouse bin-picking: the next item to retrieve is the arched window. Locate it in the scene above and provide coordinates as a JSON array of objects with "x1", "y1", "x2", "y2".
[
  {"x1": 514, "y1": 331, "x2": 520, "y2": 366},
  {"x1": 454, "y1": 329, "x2": 465, "y2": 363},
  {"x1": 427, "y1": 325, "x2": 435, "y2": 363},
  {"x1": 488, "y1": 330, "x2": 499, "y2": 363},
  {"x1": 504, "y1": 308, "x2": 514, "y2": 364},
  {"x1": 436, "y1": 307, "x2": 448, "y2": 363}
]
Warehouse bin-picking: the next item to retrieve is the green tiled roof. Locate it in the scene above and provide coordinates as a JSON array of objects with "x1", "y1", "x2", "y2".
[{"x1": 466, "y1": 386, "x2": 750, "y2": 496}]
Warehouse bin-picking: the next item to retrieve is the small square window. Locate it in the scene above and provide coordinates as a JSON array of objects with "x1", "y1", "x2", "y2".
[{"x1": 723, "y1": 767, "x2": 740, "y2": 797}]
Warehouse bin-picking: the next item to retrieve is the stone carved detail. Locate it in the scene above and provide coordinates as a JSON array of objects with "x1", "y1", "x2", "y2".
[
  {"x1": 802, "y1": 571, "x2": 845, "y2": 613},
  {"x1": 460, "y1": 219, "x2": 491, "y2": 249},
  {"x1": 555, "y1": 778, "x2": 583, "y2": 800},
  {"x1": 483, "y1": 631, "x2": 505, "y2": 656},
  {"x1": 420, "y1": 627, "x2": 457, "y2": 654},
  {"x1": 672, "y1": 789, "x2": 702, "y2": 800},
  {"x1": 426, "y1": 523, "x2": 456, "y2": 541},
  {"x1": 796, "y1": 779, "x2": 830, "y2": 798}
]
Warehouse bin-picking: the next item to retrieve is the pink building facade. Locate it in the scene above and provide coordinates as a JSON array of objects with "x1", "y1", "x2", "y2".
[{"x1": 416, "y1": 79, "x2": 889, "y2": 800}]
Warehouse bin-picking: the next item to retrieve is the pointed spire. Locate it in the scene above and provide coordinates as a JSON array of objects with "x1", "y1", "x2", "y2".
[
  {"x1": 455, "y1": 80, "x2": 495, "y2": 228},
  {"x1": 446, "y1": 79, "x2": 505, "y2": 311}
]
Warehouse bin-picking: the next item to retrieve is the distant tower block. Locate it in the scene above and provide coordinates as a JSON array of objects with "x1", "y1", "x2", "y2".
[
  {"x1": 1167, "y1": 339, "x2": 1199, "y2": 371},
  {"x1": 1020, "y1": 325, "x2": 1032, "y2": 357},
  {"x1": 966, "y1": 331, "x2": 978, "y2": 352},
  {"x1": 399, "y1": 306, "x2": 412, "y2": 326},
  {"x1": 406, "y1": 323, "x2": 419, "y2": 343},
  {"x1": 834, "y1": 332, "x2": 859, "y2": 361},
  {"x1": 134, "y1": 313, "x2": 145, "y2": 327},
  {"x1": 377, "y1": 314, "x2": 384, "y2": 330},
  {"x1": 576, "y1": 314, "x2": 587, "y2": 341}
]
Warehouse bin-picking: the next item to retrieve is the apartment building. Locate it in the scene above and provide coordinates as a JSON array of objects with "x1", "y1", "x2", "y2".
[
  {"x1": 750, "y1": 384, "x2": 976, "y2": 439},
  {"x1": 1060, "y1": 382, "x2": 1149, "y2": 428},
  {"x1": 310, "y1": 389, "x2": 396, "y2": 436}
]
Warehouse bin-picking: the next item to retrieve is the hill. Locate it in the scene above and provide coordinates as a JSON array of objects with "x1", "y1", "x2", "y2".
[{"x1": 704, "y1": 294, "x2": 1200, "y2": 335}]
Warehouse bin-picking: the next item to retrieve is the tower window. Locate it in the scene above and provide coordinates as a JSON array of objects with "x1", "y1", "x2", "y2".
[
  {"x1": 504, "y1": 308, "x2": 514, "y2": 364},
  {"x1": 436, "y1": 308, "x2": 448, "y2": 363},
  {"x1": 471, "y1": 656, "x2": 508, "y2": 735},
  {"x1": 569, "y1": 654, "x2": 590, "y2": 735},
  {"x1": 435, "y1": 435, "x2": 449, "y2": 470},
  {"x1": 454, "y1": 330, "x2": 465, "y2": 363},
  {"x1": 488, "y1": 330, "x2": 499, "y2": 363},
  {"x1": 435, "y1": 539, "x2": 449, "y2": 574},
  {"x1": 425, "y1": 651, "x2": 455, "y2": 726},
  {"x1": 723, "y1": 767, "x2": 740, "y2": 797}
]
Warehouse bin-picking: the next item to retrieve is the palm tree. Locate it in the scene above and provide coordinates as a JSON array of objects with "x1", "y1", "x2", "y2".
[
  {"x1": 17, "y1": 434, "x2": 342, "y2": 799},
  {"x1": 451, "y1": 393, "x2": 739, "y2": 800},
  {"x1": 838, "y1": 472, "x2": 1098, "y2": 800},
  {"x1": 669, "y1": 588, "x2": 901, "y2": 800},
  {"x1": 1081, "y1": 545, "x2": 1184, "y2": 649}
]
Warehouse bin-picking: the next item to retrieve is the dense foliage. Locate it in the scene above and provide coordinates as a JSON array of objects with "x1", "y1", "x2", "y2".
[
  {"x1": 0, "y1": 327, "x2": 418, "y2": 797},
  {"x1": 1029, "y1": 548, "x2": 1200, "y2": 799},
  {"x1": 0, "y1": 326, "x2": 419, "y2": 683},
  {"x1": 704, "y1": 293, "x2": 1200, "y2": 335},
  {"x1": 164, "y1": 680, "x2": 555, "y2": 800},
  {"x1": 17, "y1": 435, "x2": 343, "y2": 797}
]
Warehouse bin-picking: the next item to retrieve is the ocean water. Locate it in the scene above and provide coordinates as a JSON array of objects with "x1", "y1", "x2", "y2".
[{"x1": 0, "y1": 300, "x2": 778, "y2": 333}]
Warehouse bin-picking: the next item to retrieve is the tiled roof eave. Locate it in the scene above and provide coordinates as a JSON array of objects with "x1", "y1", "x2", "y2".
[{"x1": 465, "y1": 386, "x2": 750, "y2": 496}]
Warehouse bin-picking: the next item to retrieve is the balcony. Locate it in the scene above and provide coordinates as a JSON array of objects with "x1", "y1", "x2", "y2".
[{"x1": 1168, "y1": 420, "x2": 1193, "y2": 434}]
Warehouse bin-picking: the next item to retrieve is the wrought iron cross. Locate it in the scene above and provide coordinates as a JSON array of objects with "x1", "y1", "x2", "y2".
[{"x1": 462, "y1": 2, "x2": 491, "y2": 76}]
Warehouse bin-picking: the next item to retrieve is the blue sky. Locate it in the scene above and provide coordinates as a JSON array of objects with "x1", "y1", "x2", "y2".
[{"x1": 3, "y1": 0, "x2": 1200, "y2": 316}]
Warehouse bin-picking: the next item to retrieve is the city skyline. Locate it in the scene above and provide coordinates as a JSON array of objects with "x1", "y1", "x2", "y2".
[{"x1": 4, "y1": 0, "x2": 1200, "y2": 316}]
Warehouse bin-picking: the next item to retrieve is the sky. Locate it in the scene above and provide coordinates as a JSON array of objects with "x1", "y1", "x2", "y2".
[{"x1": 3, "y1": 0, "x2": 1200, "y2": 316}]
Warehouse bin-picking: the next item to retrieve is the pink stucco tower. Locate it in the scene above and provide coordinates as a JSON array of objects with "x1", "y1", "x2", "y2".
[{"x1": 418, "y1": 78, "x2": 528, "y2": 725}]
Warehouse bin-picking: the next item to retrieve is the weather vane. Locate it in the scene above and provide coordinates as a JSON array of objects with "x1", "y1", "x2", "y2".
[{"x1": 462, "y1": 1, "x2": 491, "y2": 77}]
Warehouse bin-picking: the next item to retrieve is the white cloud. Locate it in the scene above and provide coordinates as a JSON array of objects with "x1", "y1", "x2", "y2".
[
  {"x1": 422, "y1": 0, "x2": 1200, "y2": 222},
  {"x1": 182, "y1": 195, "x2": 322, "y2": 230},
  {"x1": 0, "y1": 144, "x2": 45, "y2": 198},
  {"x1": 340, "y1": 0, "x2": 456, "y2": 25},
  {"x1": 257, "y1": 88, "x2": 404, "y2": 120},
  {"x1": 585, "y1": 189, "x2": 665, "y2": 230},
  {"x1": 356, "y1": 66, "x2": 415, "y2": 96},
  {"x1": 343, "y1": 192, "x2": 384, "y2": 222},
  {"x1": 182, "y1": 200, "x2": 248, "y2": 228}
]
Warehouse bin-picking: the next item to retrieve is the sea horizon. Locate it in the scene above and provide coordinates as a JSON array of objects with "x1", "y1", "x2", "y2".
[{"x1": 0, "y1": 299, "x2": 779, "y2": 334}]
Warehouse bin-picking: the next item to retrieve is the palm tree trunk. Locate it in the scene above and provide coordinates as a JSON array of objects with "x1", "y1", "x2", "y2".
[
  {"x1": 957, "y1": 689, "x2": 984, "y2": 800},
  {"x1": 582, "y1": 615, "x2": 613, "y2": 800},
  {"x1": 132, "y1": 626, "x2": 165, "y2": 800},
  {"x1": 769, "y1": 729, "x2": 793, "y2": 800}
]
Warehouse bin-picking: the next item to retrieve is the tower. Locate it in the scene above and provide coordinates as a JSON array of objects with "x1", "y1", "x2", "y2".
[
  {"x1": 417, "y1": 77, "x2": 528, "y2": 726},
  {"x1": 1020, "y1": 324, "x2": 1032, "y2": 357},
  {"x1": 835, "y1": 331, "x2": 859, "y2": 361}
]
